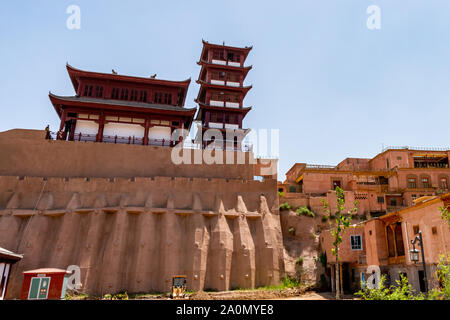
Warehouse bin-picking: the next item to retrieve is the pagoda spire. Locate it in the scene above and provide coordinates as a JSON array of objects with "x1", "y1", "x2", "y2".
[{"x1": 195, "y1": 40, "x2": 253, "y2": 150}]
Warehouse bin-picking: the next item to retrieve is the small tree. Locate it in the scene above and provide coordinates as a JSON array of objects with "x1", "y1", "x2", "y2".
[
  {"x1": 440, "y1": 206, "x2": 450, "y2": 226},
  {"x1": 322, "y1": 186, "x2": 358, "y2": 299}
]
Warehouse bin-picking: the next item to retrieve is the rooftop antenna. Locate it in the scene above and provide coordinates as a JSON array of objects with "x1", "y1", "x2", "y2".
[
  {"x1": 112, "y1": 69, "x2": 117, "y2": 75},
  {"x1": 150, "y1": 74, "x2": 157, "y2": 78}
]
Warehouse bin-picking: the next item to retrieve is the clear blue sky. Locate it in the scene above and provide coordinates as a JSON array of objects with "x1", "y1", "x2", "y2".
[{"x1": 1, "y1": 1, "x2": 449, "y2": 180}]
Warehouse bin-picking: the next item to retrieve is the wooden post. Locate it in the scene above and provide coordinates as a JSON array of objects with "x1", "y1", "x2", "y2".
[
  {"x1": 58, "y1": 110, "x2": 67, "y2": 140},
  {"x1": 143, "y1": 119, "x2": 150, "y2": 145},
  {"x1": 68, "y1": 119, "x2": 76, "y2": 141},
  {"x1": 96, "y1": 114, "x2": 105, "y2": 142}
]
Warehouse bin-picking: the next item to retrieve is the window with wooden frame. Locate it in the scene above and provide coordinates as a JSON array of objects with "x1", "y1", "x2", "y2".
[
  {"x1": 227, "y1": 51, "x2": 240, "y2": 62},
  {"x1": 130, "y1": 90, "x2": 138, "y2": 101},
  {"x1": 225, "y1": 113, "x2": 238, "y2": 124},
  {"x1": 421, "y1": 177, "x2": 431, "y2": 189},
  {"x1": 212, "y1": 49, "x2": 224, "y2": 60},
  {"x1": 83, "y1": 85, "x2": 93, "y2": 97},
  {"x1": 211, "y1": 91, "x2": 224, "y2": 101},
  {"x1": 177, "y1": 91, "x2": 184, "y2": 106},
  {"x1": 164, "y1": 93, "x2": 172, "y2": 105},
  {"x1": 120, "y1": 89, "x2": 128, "y2": 100},
  {"x1": 112, "y1": 88, "x2": 120, "y2": 99},
  {"x1": 394, "y1": 223, "x2": 405, "y2": 256},
  {"x1": 139, "y1": 90, "x2": 147, "y2": 103},
  {"x1": 225, "y1": 94, "x2": 240, "y2": 103},
  {"x1": 407, "y1": 177, "x2": 417, "y2": 189},
  {"x1": 154, "y1": 92, "x2": 162, "y2": 103},
  {"x1": 350, "y1": 235, "x2": 363, "y2": 250},
  {"x1": 332, "y1": 179, "x2": 342, "y2": 190},
  {"x1": 226, "y1": 72, "x2": 240, "y2": 82},
  {"x1": 387, "y1": 226, "x2": 396, "y2": 257},
  {"x1": 95, "y1": 86, "x2": 103, "y2": 98},
  {"x1": 440, "y1": 177, "x2": 449, "y2": 190},
  {"x1": 432, "y1": 226, "x2": 438, "y2": 235},
  {"x1": 386, "y1": 222, "x2": 405, "y2": 258}
]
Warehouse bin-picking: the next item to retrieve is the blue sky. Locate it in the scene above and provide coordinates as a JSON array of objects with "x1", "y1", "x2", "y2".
[{"x1": 1, "y1": 1, "x2": 449, "y2": 179}]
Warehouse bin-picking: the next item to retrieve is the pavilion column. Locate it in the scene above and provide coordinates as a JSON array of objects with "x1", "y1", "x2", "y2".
[
  {"x1": 143, "y1": 119, "x2": 150, "y2": 145},
  {"x1": 205, "y1": 112, "x2": 210, "y2": 127},
  {"x1": 68, "y1": 119, "x2": 77, "y2": 141},
  {"x1": 58, "y1": 109, "x2": 67, "y2": 140},
  {"x1": 96, "y1": 114, "x2": 105, "y2": 142}
]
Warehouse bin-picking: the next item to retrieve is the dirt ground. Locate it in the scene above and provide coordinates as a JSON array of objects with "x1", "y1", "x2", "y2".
[{"x1": 188, "y1": 288, "x2": 357, "y2": 300}]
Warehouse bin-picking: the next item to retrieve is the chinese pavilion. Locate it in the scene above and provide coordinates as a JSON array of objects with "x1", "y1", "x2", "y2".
[
  {"x1": 195, "y1": 40, "x2": 253, "y2": 148},
  {"x1": 49, "y1": 64, "x2": 196, "y2": 146}
]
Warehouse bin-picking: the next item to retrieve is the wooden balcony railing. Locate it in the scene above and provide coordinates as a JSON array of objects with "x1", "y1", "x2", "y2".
[{"x1": 50, "y1": 132, "x2": 253, "y2": 151}]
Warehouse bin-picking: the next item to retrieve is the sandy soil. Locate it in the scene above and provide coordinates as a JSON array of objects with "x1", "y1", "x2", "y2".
[{"x1": 188, "y1": 288, "x2": 356, "y2": 300}]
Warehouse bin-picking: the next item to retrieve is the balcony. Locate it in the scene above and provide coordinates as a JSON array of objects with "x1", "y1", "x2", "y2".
[
  {"x1": 208, "y1": 100, "x2": 240, "y2": 108},
  {"x1": 210, "y1": 79, "x2": 241, "y2": 87},
  {"x1": 207, "y1": 122, "x2": 240, "y2": 130},
  {"x1": 358, "y1": 255, "x2": 367, "y2": 265},
  {"x1": 210, "y1": 59, "x2": 241, "y2": 67},
  {"x1": 386, "y1": 205, "x2": 408, "y2": 213},
  {"x1": 50, "y1": 131, "x2": 252, "y2": 151}
]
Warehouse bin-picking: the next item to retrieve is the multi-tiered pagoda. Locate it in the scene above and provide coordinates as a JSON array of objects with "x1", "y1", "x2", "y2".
[
  {"x1": 195, "y1": 40, "x2": 253, "y2": 149},
  {"x1": 49, "y1": 64, "x2": 196, "y2": 146}
]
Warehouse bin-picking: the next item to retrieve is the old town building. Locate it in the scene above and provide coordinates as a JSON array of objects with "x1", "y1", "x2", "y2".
[
  {"x1": 279, "y1": 147, "x2": 450, "y2": 219},
  {"x1": 321, "y1": 193, "x2": 450, "y2": 294}
]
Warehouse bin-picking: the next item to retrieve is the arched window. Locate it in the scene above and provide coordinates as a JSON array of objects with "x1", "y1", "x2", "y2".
[
  {"x1": 420, "y1": 175, "x2": 431, "y2": 189},
  {"x1": 440, "y1": 177, "x2": 448, "y2": 190}
]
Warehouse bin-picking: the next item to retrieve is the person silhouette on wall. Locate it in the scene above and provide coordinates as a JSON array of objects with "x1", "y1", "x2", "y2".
[{"x1": 45, "y1": 125, "x2": 52, "y2": 140}]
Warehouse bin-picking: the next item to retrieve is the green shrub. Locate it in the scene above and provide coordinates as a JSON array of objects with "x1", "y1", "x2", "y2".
[
  {"x1": 356, "y1": 274, "x2": 424, "y2": 300},
  {"x1": 103, "y1": 292, "x2": 129, "y2": 300},
  {"x1": 318, "y1": 252, "x2": 327, "y2": 268},
  {"x1": 279, "y1": 202, "x2": 292, "y2": 211},
  {"x1": 296, "y1": 206, "x2": 315, "y2": 218},
  {"x1": 257, "y1": 276, "x2": 302, "y2": 291},
  {"x1": 357, "y1": 255, "x2": 450, "y2": 300},
  {"x1": 428, "y1": 254, "x2": 450, "y2": 300},
  {"x1": 296, "y1": 256, "x2": 304, "y2": 266},
  {"x1": 288, "y1": 227, "x2": 295, "y2": 235},
  {"x1": 278, "y1": 191, "x2": 285, "y2": 197}
]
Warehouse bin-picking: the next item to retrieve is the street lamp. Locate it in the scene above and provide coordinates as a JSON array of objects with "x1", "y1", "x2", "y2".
[{"x1": 409, "y1": 230, "x2": 428, "y2": 292}]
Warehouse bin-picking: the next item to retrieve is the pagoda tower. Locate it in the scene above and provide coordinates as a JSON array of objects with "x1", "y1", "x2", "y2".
[{"x1": 195, "y1": 40, "x2": 253, "y2": 150}]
